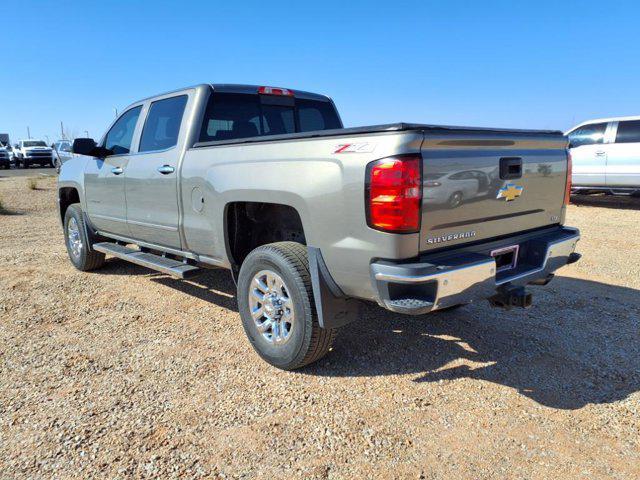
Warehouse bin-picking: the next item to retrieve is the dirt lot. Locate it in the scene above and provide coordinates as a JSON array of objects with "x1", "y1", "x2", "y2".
[{"x1": 1, "y1": 176, "x2": 638, "y2": 479}]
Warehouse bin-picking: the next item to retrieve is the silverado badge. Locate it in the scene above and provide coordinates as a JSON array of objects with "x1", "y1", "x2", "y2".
[{"x1": 497, "y1": 183, "x2": 524, "y2": 202}]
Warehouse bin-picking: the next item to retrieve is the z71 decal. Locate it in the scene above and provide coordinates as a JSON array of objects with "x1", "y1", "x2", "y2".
[{"x1": 333, "y1": 143, "x2": 376, "y2": 154}]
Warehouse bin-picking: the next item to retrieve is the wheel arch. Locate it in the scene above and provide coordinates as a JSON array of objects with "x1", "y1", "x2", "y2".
[
  {"x1": 58, "y1": 185, "x2": 81, "y2": 224},
  {"x1": 224, "y1": 201, "x2": 307, "y2": 272}
]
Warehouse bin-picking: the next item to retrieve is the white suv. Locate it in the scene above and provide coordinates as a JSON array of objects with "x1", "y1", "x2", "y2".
[{"x1": 567, "y1": 116, "x2": 640, "y2": 195}]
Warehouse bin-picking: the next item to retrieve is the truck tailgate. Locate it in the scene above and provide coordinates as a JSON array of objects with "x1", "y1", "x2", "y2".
[{"x1": 419, "y1": 130, "x2": 568, "y2": 252}]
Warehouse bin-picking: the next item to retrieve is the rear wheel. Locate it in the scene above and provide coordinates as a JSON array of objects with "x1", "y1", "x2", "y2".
[
  {"x1": 63, "y1": 203, "x2": 105, "y2": 271},
  {"x1": 237, "y1": 241, "x2": 337, "y2": 370}
]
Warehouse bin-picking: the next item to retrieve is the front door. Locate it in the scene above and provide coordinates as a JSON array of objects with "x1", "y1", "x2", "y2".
[
  {"x1": 84, "y1": 106, "x2": 142, "y2": 236},
  {"x1": 124, "y1": 94, "x2": 189, "y2": 249},
  {"x1": 568, "y1": 121, "x2": 609, "y2": 187},
  {"x1": 605, "y1": 120, "x2": 640, "y2": 187}
]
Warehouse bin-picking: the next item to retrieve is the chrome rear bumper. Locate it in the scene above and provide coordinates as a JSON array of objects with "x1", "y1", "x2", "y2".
[{"x1": 370, "y1": 226, "x2": 580, "y2": 315}]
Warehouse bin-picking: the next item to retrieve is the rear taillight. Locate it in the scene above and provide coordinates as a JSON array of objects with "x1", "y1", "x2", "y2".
[
  {"x1": 366, "y1": 155, "x2": 422, "y2": 233},
  {"x1": 564, "y1": 149, "x2": 572, "y2": 206},
  {"x1": 257, "y1": 86, "x2": 294, "y2": 96}
]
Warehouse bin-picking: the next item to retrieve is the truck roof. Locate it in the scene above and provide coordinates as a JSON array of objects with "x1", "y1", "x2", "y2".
[
  {"x1": 567, "y1": 115, "x2": 640, "y2": 134},
  {"x1": 129, "y1": 83, "x2": 332, "y2": 107},
  {"x1": 211, "y1": 84, "x2": 331, "y2": 102}
]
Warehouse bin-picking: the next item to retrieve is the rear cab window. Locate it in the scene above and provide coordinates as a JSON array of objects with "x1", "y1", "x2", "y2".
[
  {"x1": 199, "y1": 91, "x2": 342, "y2": 143},
  {"x1": 568, "y1": 122, "x2": 608, "y2": 148}
]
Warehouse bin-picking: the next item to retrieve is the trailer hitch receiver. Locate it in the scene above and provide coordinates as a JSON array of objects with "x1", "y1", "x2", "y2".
[{"x1": 488, "y1": 285, "x2": 533, "y2": 310}]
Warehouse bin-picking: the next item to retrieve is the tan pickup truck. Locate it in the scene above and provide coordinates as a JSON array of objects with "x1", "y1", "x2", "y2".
[{"x1": 58, "y1": 84, "x2": 580, "y2": 369}]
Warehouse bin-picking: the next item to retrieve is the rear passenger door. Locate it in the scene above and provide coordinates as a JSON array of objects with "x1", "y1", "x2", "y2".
[
  {"x1": 124, "y1": 93, "x2": 190, "y2": 248},
  {"x1": 606, "y1": 120, "x2": 640, "y2": 187},
  {"x1": 568, "y1": 122, "x2": 609, "y2": 186}
]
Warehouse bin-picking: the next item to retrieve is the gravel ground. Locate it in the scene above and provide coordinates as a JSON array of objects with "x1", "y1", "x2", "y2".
[{"x1": 1, "y1": 177, "x2": 639, "y2": 479}]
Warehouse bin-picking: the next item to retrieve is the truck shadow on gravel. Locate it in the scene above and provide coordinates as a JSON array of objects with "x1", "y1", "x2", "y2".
[
  {"x1": 570, "y1": 194, "x2": 640, "y2": 210},
  {"x1": 97, "y1": 260, "x2": 639, "y2": 410},
  {"x1": 309, "y1": 276, "x2": 640, "y2": 410},
  {"x1": 98, "y1": 259, "x2": 239, "y2": 311}
]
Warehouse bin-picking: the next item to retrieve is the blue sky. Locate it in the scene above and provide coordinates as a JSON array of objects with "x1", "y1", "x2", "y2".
[{"x1": 1, "y1": 0, "x2": 639, "y2": 143}]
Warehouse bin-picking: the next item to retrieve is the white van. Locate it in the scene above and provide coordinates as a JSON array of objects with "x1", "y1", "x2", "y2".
[{"x1": 567, "y1": 116, "x2": 640, "y2": 195}]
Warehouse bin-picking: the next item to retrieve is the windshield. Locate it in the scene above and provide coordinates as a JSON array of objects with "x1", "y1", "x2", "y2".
[{"x1": 23, "y1": 141, "x2": 47, "y2": 147}]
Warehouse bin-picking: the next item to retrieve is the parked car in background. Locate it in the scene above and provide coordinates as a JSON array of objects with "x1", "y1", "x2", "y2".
[
  {"x1": 52, "y1": 139, "x2": 73, "y2": 172},
  {"x1": 0, "y1": 145, "x2": 10, "y2": 169},
  {"x1": 58, "y1": 83, "x2": 580, "y2": 370},
  {"x1": 567, "y1": 116, "x2": 640, "y2": 196},
  {"x1": 0, "y1": 135, "x2": 11, "y2": 169},
  {"x1": 13, "y1": 139, "x2": 55, "y2": 168}
]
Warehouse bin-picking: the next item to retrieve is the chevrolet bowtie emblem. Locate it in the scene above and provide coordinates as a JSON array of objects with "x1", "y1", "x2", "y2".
[{"x1": 497, "y1": 183, "x2": 524, "y2": 201}]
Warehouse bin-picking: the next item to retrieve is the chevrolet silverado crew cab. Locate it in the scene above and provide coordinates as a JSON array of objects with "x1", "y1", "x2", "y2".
[{"x1": 58, "y1": 84, "x2": 580, "y2": 370}]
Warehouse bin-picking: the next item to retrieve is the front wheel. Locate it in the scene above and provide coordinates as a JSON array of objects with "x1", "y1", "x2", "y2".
[
  {"x1": 63, "y1": 203, "x2": 105, "y2": 271},
  {"x1": 237, "y1": 242, "x2": 337, "y2": 370}
]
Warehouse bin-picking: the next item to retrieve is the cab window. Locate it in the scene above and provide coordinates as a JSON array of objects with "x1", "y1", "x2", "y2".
[
  {"x1": 139, "y1": 95, "x2": 188, "y2": 152},
  {"x1": 104, "y1": 106, "x2": 142, "y2": 155},
  {"x1": 615, "y1": 120, "x2": 640, "y2": 144},
  {"x1": 567, "y1": 123, "x2": 607, "y2": 148}
]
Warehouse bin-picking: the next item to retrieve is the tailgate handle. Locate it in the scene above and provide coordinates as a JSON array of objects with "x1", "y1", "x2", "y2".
[{"x1": 500, "y1": 157, "x2": 522, "y2": 180}]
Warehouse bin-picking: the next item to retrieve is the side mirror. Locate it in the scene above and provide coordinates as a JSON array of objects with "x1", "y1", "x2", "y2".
[
  {"x1": 72, "y1": 138, "x2": 97, "y2": 155},
  {"x1": 72, "y1": 138, "x2": 112, "y2": 158}
]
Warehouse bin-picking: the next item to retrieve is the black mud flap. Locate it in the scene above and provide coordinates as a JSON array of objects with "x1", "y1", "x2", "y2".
[
  {"x1": 82, "y1": 212, "x2": 104, "y2": 252},
  {"x1": 308, "y1": 247, "x2": 360, "y2": 329}
]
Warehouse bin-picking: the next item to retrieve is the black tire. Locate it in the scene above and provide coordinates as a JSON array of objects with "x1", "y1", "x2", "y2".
[
  {"x1": 63, "y1": 203, "x2": 105, "y2": 271},
  {"x1": 237, "y1": 241, "x2": 337, "y2": 370}
]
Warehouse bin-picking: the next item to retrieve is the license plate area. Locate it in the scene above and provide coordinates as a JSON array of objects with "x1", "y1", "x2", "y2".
[{"x1": 491, "y1": 244, "x2": 519, "y2": 273}]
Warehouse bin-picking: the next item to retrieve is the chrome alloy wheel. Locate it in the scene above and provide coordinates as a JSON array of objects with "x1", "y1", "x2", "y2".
[
  {"x1": 67, "y1": 217, "x2": 83, "y2": 259},
  {"x1": 249, "y1": 269, "x2": 295, "y2": 345}
]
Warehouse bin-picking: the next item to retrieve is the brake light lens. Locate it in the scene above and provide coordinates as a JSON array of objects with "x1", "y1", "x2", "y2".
[
  {"x1": 564, "y1": 149, "x2": 572, "y2": 205},
  {"x1": 257, "y1": 86, "x2": 294, "y2": 96},
  {"x1": 366, "y1": 155, "x2": 422, "y2": 233}
]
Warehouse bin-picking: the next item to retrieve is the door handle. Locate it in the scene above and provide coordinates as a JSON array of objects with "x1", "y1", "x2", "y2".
[
  {"x1": 157, "y1": 165, "x2": 175, "y2": 175},
  {"x1": 595, "y1": 151, "x2": 606, "y2": 156},
  {"x1": 111, "y1": 166, "x2": 124, "y2": 175}
]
